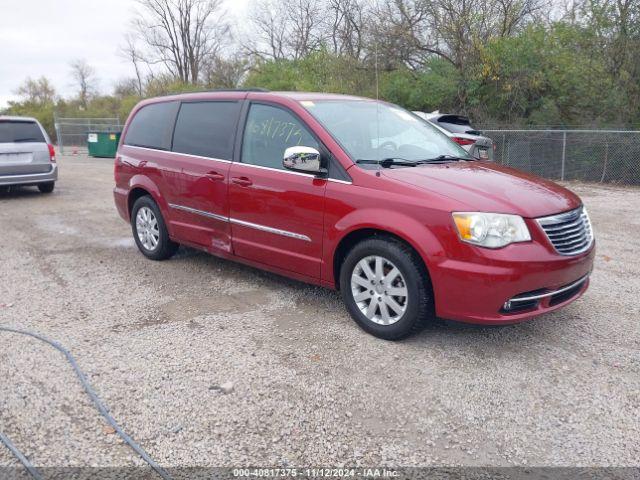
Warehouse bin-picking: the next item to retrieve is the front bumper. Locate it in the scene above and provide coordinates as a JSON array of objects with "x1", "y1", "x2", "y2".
[
  {"x1": 0, "y1": 164, "x2": 58, "y2": 186},
  {"x1": 431, "y1": 240, "x2": 595, "y2": 324}
]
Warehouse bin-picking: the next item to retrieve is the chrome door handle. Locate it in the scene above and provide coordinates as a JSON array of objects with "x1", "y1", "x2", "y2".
[
  {"x1": 231, "y1": 176, "x2": 253, "y2": 187},
  {"x1": 205, "y1": 171, "x2": 225, "y2": 181}
]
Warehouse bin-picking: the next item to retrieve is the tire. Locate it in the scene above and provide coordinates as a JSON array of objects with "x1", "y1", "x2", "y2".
[
  {"x1": 38, "y1": 182, "x2": 55, "y2": 193},
  {"x1": 131, "y1": 196, "x2": 179, "y2": 261},
  {"x1": 339, "y1": 236, "x2": 434, "y2": 340}
]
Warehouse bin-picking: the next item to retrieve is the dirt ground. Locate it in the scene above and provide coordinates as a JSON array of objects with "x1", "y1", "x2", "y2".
[{"x1": 0, "y1": 154, "x2": 639, "y2": 472}]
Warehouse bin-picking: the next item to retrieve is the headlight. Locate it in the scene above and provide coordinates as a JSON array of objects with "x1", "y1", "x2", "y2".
[{"x1": 452, "y1": 212, "x2": 531, "y2": 248}]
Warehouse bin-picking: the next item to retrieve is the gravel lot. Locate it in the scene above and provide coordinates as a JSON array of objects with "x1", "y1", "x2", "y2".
[{"x1": 0, "y1": 154, "x2": 639, "y2": 472}]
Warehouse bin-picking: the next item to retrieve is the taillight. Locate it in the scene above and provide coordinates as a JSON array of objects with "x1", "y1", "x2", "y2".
[
  {"x1": 47, "y1": 144, "x2": 56, "y2": 162},
  {"x1": 451, "y1": 137, "x2": 475, "y2": 146}
]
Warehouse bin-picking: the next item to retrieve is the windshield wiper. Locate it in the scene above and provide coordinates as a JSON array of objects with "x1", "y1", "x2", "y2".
[
  {"x1": 12, "y1": 137, "x2": 40, "y2": 143},
  {"x1": 419, "y1": 154, "x2": 470, "y2": 163},
  {"x1": 357, "y1": 155, "x2": 470, "y2": 168},
  {"x1": 356, "y1": 158, "x2": 418, "y2": 168}
]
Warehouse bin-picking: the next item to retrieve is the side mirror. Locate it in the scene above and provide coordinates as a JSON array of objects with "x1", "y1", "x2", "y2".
[{"x1": 283, "y1": 146, "x2": 326, "y2": 175}]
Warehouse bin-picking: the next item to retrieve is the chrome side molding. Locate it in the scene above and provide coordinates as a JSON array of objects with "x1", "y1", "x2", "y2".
[
  {"x1": 229, "y1": 218, "x2": 311, "y2": 242},
  {"x1": 168, "y1": 203, "x2": 228, "y2": 223},
  {"x1": 168, "y1": 203, "x2": 311, "y2": 242}
]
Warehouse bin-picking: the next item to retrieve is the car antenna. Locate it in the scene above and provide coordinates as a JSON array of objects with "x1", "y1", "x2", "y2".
[{"x1": 375, "y1": 37, "x2": 381, "y2": 177}]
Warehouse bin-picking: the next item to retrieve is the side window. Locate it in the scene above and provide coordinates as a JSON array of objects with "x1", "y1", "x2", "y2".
[
  {"x1": 172, "y1": 101, "x2": 241, "y2": 160},
  {"x1": 124, "y1": 101, "x2": 179, "y2": 150},
  {"x1": 241, "y1": 104, "x2": 318, "y2": 170}
]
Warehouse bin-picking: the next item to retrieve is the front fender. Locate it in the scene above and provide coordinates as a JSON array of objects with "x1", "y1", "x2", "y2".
[{"x1": 325, "y1": 207, "x2": 448, "y2": 285}]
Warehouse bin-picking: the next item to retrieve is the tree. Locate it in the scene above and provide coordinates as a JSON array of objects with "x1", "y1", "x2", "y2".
[
  {"x1": 14, "y1": 77, "x2": 57, "y2": 105},
  {"x1": 286, "y1": 0, "x2": 325, "y2": 59},
  {"x1": 131, "y1": 0, "x2": 230, "y2": 84},
  {"x1": 246, "y1": 0, "x2": 325, "y2": 60},
  {"x1": 577, "y1": 0, "x2": 640, "y2": 122},
  {"x1": 202, "y1": 55, "x2": 248, "y2": 88},
  {"x1": 373, "y1": 0, "x2": 548, "y2": 71},
  {"x1": 245, "y1": 0, "x2": 289, "y2": 60},
  {"x1": 326, "y1": 0, "x2": 369, "y2": 59},
  {"x1": 244, "y1": 50, "x2": 376, "y2": 95},
  {"x1": 70, "y1": 59, "x2": 97, "y2": 108},
  {"x1": 113, "y1": 78, "x2": 143, "y2": 98},
  {"x1": 120, "y1": 34, "x2": 145, "y2": 95},
  {"x1": 368, "y1": 0, "x2": 549, "y2": 111},
  {"x1": 8, "y1": 77, "x2": 58, "y2": 140}
]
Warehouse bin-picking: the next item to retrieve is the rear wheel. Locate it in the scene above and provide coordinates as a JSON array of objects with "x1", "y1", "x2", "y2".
[
  {"x1": 38, "y1": 182, "x2": 55, "y2": 193},
  {"x1": 131, "y1": 196, "x2": 178, "y2": 261},
  {"x1": 339, "y1": 237, "x2": 434, "y2": 340}
]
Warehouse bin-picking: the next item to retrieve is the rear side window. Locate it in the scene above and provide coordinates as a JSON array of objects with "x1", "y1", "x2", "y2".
[
  {"x1": 124, "y1": 101, "x2": 179, "y2": 150},
  {"x1": 241, "y1": 104, "x2": 318, "y2": 170},
  {"x1": 0, "y1": 121, "x2": 45, "y2": 143},
  {"x1": 172, "y1": 101, "x2": 241, "y2": 160}
]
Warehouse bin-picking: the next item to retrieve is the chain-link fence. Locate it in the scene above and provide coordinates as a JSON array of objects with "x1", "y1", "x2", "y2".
[
  {"x1": 53, "y1": 115, "x2": 121, "y2": 155},
  {"x1": 482, "y1": 129, "x2": 640, "y2": 185}
]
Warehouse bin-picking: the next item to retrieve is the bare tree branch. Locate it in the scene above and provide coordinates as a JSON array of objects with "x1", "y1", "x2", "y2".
[
  {"x1": 131, "y1": 0, "x2": 230, "y2": 83},
  {"x1": 119, "y1": 34, "x2": 145, "y2": 95},
  {"x1": 69, "y1": 59, "x2": 97, "y2": 108}
]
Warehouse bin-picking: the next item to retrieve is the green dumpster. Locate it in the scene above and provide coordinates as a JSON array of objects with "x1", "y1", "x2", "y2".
[{"x1": 87, "y1": 131, "x2": 121, "y2": 158}]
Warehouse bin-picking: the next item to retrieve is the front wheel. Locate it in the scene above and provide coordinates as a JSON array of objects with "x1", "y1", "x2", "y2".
[
  {"x1": 339, "y1": 237, "x2": 434, "y2": 340},
  {"x1": 131, "y1": 196, "x2": 179, "y2": 261}
]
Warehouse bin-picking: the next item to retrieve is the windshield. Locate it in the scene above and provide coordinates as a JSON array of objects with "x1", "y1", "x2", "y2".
[
  {"x1": 0, "y1": 120, "x2": 46, "y2": 143},
  {"x1": 301, "y1": 100, "x2": 470, "y2": 163}
]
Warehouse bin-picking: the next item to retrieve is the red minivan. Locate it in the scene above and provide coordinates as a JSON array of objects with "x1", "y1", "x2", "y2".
[{"x1": 114, "y1": 90, "x2": 595, "y2": 339}]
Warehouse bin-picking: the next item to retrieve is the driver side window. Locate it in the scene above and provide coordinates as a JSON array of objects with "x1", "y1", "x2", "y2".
[{"x1": 241, "y1": 104, "x2": 318, "y2": 170}]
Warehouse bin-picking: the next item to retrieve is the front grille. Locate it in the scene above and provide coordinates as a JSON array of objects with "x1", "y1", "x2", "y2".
[{"x1": 537, "y1": 206, "x2": 593, "y2": 255}]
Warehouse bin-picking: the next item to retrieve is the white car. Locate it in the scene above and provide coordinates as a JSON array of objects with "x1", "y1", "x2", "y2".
[{"x1": 413, "y1": 111, "x2": 494, "y2": 161}]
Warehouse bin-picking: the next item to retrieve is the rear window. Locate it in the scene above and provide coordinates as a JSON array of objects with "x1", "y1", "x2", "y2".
[
  {"x1": 435, "y1": 115, "x2": 475, "y2": 134},
  {"x1": 0, "y1": 121, "x2": 46, "y2": 143},
  {"x1": 124, "y1": 101, "x2": 179, "y2": 150},
  {"x1": 172, "y1": 101, "x2": 241, "y2": 160}
]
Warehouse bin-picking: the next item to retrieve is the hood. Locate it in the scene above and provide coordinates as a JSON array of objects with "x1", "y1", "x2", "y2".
[{"x1": 382, "y1": 161, "x2": 581, "y2": 218}]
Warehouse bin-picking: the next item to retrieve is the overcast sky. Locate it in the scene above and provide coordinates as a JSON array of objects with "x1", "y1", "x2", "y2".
[{"x1": 0, "y1": 0, "x2": 250, "y2": 109}]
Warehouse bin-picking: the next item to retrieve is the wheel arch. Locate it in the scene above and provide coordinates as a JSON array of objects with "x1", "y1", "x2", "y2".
[
  {"x1": 332, "y1": 227, "x2": 435, "y2": 292},
  {"x1": 126, "y1": 175, "x2": 169, "y2": 218},
  {"x1": 128, "y1": 187, "x2": 152, "y2": 216}
]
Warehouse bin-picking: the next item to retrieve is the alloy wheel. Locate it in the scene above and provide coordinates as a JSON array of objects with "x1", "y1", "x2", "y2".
[
  {"x1": 350, "y1": 255, "x2": 408, "y2": 325},
  {"x1": 136, "y1": 206, "x2": 160, "y2": 251}
]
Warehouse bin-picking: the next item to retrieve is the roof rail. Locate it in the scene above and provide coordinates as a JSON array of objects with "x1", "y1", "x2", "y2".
[
  {"x1": 184, "y1": 88, "x2": 270, "y2": 94},
  {"x1": 209, "y1": 88, "x2": 270, "y2": 92},
  {"x1": 153, "y1": 88, "x2": 270, "y2": 98}
]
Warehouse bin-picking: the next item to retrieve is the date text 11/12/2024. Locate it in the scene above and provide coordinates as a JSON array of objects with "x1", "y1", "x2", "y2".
[{"x1": 232, "y1": 468, "x2": 400, "y2": 478}]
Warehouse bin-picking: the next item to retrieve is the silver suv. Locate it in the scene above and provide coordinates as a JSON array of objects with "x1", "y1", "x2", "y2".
[
  {"x1": 413, "y1": 111, "x2": 495, "y2": 161},
  {"x1": 0, "y1": 116, "x2": 58, "y2": 193}
]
